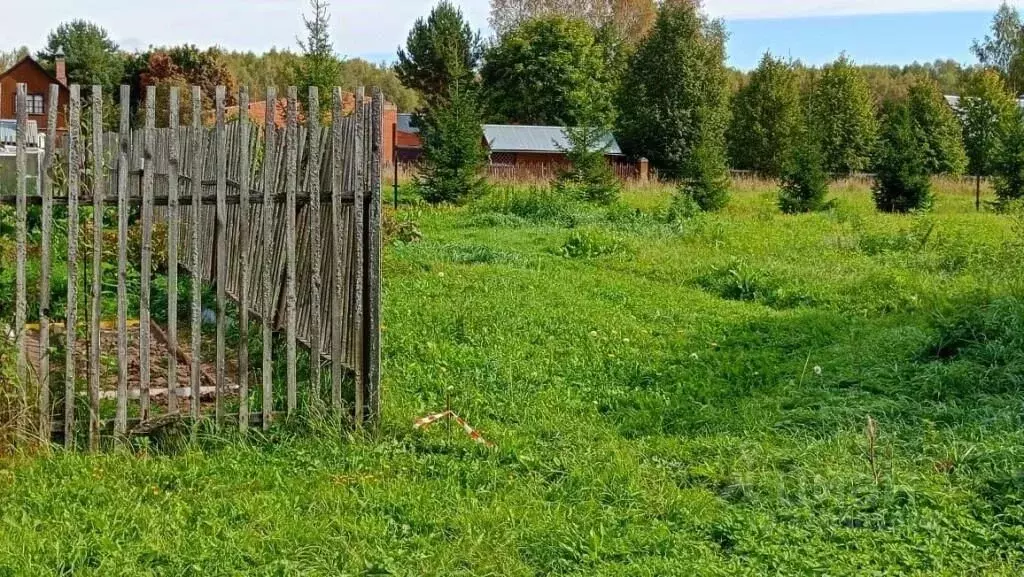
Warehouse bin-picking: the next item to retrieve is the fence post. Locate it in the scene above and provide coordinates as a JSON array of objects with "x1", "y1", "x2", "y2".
[
  {"x1": 330, "y1": 88, "x2": 345, "y2": 417},
  {"x1": 88, "y1": 86, "x2": 104, "y2": 450},
  {"x1": 366, "y1": 89, "x2": 383, "y2": 425},
  {"x1": 352, "y1": 87, "x2": 366, "y2": 429},
  {"x1": 262, "y1": 86, "x2": 277, "y2": 430},
  {"x1": 140, "y1": 86, "x2": 156, "y2": 421},
  {"x1": 38, "y1": 84, "x2": 58, "y2": 441},
  {"x1": 237, "y1": 86, "x2": 251, "y2": 431},
  {"x1": 307, "y1": 87, "x2": 323, "y2": 403},
  {"x1": 167, "y1": 87, "x2": 180, "y2": 415},
  {"x1": 65, "y1": 85, "x2": 82, "y2": 446},
  {"x1": 189, "y1": 86, "x2": 203, "y2": 420},
  {"x1": 115, "y1": 85, "x2": 131, "y2": 436},
  {"x1": 285, "y1": 87, "x2": 299, "y2": 416},
  {"x1": 214, "y1": 85, "x2": 228, "y2": 425},
  {"x1": 14, "y1": 84, "x2": 27, "y2": 437}
]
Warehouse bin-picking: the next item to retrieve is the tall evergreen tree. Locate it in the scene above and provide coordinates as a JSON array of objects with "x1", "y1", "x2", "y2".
[
  {"x1": 481, "y1": 16, "x2": 616, "y2": 126},
  {"x1": 906, "y1": 79, "x2": 968, "y2": 176},
  {"x1": 778, "y1": 129, "x2": 829, "y2": 214},
  {"x1": 416, "y1": 75, "x2": 488, "y2": 204},
  {"x1": 296, "y1": 0, "x2": 341, "y2": 114},
  {"x1": 728, "y1": 52, "x2": 802, "y2": 178},
  {"x1": 807, "y1": 55, "x2": 878, "y2": 176},
  {"x1": 616, "y1": 0, "x2": 729, "y2": 188},
  {"x1": 872, "y1": 100, "x2": 932, "y2": 213},
  {"x1": 396, "y1": 1, "x2": 482, "y2": 105}
]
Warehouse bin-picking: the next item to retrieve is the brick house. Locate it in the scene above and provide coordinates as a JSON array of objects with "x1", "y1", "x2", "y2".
[{"x1": 0, "y1": 51, "x2": 69, "y2": 138}]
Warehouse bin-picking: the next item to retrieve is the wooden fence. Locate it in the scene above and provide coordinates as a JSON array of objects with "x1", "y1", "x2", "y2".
[{"x1": 2, "y1": 83, "x2": 382, "y2": 448}]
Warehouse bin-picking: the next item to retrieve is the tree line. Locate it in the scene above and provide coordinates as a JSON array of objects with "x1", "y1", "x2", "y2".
[{"x1": 395, "y1": 0, "x2": 1024, "y2": 212}]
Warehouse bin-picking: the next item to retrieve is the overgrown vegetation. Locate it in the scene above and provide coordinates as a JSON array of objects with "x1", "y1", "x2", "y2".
[{"x1": 3, "y1": 179, "x2": 1024, "y2": 574}]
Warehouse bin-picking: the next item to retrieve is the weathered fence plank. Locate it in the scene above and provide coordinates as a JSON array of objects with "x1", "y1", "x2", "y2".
[
  {"x1": 307, "y1": 87, "x2": 323, "y2": 401},
  {"x1": 367, "y1": 89, "x2": 383, "y2": 424},
  {"x1": 89, "y1": 86, "x2": 105, "y2": 449},
  {"x1": 237, "y1": 86, "x2": 251, "y2": 431},
  {"x1": 285, "y1": 88, "x2": 298, "y2": 415},
  {"x1": 167, "y1": 87, "x2": 180, "y2": 415},
  {"x1": 140, "y1": 86, "x2": 156, "y2": 420},
  {"x1": 190, "y1": 86, "x2": 203, "y2": 419},
  {"x1": 215, "y1": 86, "x2": 228, "y2": 424},
  {"x1": 353, "y1": 88, "x2": 366, "y2": 428},
  {"x1": 262, "y1": 86, "x2": 277, "y2": 430},
  {"x1": 37, "y1": 84, "x2": 58, "y2": 441},
  {"x1": 65, "y1": 85, "x2": 82, "y2": 446},
  {"x1": 14, "y1": 85, "x2": 27, "y2": 432},
  {"x1": 115, "y1": 85, "x2": 130, "y2": 436},
  {"x1": 331, "y1": 88, "x2": 345, "y2": 414}
]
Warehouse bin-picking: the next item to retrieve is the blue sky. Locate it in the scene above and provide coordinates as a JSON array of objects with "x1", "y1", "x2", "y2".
[{"x1": 2, "y1": 1, "x2": 1017, "y2": 70}]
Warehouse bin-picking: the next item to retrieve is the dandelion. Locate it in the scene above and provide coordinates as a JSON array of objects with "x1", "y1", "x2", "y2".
[
  {"x1": 813, "y1": 366, "x2": 822, "y2": 376},
  {"x1": 438, "y1": 272, "x2": 445, "y2": 278},
  {"x1": 589, "y1": 331, "x2": 598, "y2": 338},
  {"x1": 690, "y1": 353, "x2": 700, "y2": 360}
]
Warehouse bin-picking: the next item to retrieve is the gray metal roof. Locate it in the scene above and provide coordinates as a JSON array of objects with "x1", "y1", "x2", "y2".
[{"x1": 482, "y1": 124, "x2": 623, "y2": 155}]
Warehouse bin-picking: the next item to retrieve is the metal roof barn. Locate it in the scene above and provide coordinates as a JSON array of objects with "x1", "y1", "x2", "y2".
[{"x1": 483, "y1": 125, "x2": 623, "y2": 155}]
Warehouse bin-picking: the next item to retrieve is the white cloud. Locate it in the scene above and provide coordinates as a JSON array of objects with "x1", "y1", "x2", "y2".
[{"x1": 704, "y1": 0, "x2": 1011, "y2": 20}]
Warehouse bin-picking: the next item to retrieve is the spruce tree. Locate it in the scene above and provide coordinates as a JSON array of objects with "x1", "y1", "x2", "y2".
[
  {"x1": 296, "y1": 0, "x2": 340, "y2": 114},
  {"x1": 872, "y1": 100, "x2": 932, "y2": 213},
  {"x1": 778, "y1": 130, "x2": 829, "y2": 214},
  {"x1": 396, "y1": 1, "x2": 482, "y2": 105},
  {"x1": 415, "y1": 76, "x2": 488, "y2": 204}
]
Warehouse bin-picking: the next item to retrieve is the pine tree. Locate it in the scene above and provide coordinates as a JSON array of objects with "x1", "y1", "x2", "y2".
[
  {"x1": 416, "y1": 77, "x2": 488, "y2": 204},
  {"x1": 872, "y1": 100, "x2": 932, "y2": 213},
  {"x1": 556, "y1": 124, "x2": 621, "y2": 204},
  {"x1": 396, "y1": 1, "x2": 482, "y2": 106},
  {"x1": 728, "y1": 52, "x2": 802, "y2": 178}
]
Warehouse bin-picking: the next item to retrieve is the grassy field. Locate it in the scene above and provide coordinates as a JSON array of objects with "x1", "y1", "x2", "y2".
[{"x1": 3, "y1": 178, "x2": 1024, "y2": 575}]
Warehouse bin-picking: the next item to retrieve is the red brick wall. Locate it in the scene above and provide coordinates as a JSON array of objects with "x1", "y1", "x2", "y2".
[{"x1": 0, "y1": 59, "x2": 68, "y2": 130}]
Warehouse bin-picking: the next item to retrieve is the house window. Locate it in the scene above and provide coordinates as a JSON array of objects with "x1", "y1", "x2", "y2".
[{"x1": 14, "y1": 94, "x2": 45, "y2": 115}]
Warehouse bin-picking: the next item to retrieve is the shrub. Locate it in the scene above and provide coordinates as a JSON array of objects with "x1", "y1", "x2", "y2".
[
  {"x1": 678, "y1": 140, "x2": 730, "y2": 212},
  {"x1": 992, "y1": 108, "x2": 1024, "y2": 208},
  {"x1": 778, "y1": 136, "x2": 829, "y2": 214},
  {"x1": 554, "y1": 127, "x2": 622, "y2": 205},
  {"x1": 559, "y1": 229, "x2": 629, "y2": 258},
  {"x1": 872, "y1": 100, "x2": 932, "y2": 213}
]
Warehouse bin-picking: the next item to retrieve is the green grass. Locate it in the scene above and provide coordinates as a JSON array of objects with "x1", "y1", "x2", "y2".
[{"x1": 4, "y1": 179, "x2": 1024, "y2": 575}]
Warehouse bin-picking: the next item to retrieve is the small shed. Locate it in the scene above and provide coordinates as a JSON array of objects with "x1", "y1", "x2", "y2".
[{"x1": 483, "y1": 124, "x2": 623, "y2": 169}]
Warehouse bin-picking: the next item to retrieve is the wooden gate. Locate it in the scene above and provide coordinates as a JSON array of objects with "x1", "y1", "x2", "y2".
[{"x1": 1, "y1": 83, "x2": 382, "y2": 448}]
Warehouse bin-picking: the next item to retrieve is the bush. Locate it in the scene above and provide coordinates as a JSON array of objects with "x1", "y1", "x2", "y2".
[
  {"x1": 778, "y1": 137, "x2": 829, "y2": 214},
  {"x1": 993, "y1": 109, "x2": 1024, "y2": 208},
  {"x1": 559, "y1": 229, "x2": 629, "y2": 258},
  {"x1": 872, "y1": 100, "x2": 932, "y2": 213},
  {"x1": 555, "y1": 126, "x2": 622, "y2": 205}
]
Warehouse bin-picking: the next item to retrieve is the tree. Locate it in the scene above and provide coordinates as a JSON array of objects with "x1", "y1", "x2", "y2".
[
  {"x1": 127, "y1": 45, "x2": 237, "y2": 125},
  {"x1": 778, "y1": 131, "x2": 829, "y2": 214},
  {"x1": 396, "y1": 1, "x2": 482, "y2": 105},
  {"x1": 481, "y1": 16, "x2": 616, "y2": 126},
  {"x1": 906, "y1": 79, "x2": 967, "y2": 176},
  {"x1": 960, "y1": 69, "x2": 1017, "y2": 209},
  {"x1": 296, "y1": 0, "x2": 341, "y2": 114},
  {"x1": 872, "y1": 100, "x2": 932, "y2": 213},
  {"x1": 992, "y1": 107, "x2": 1024, "y2": 207},
  {"x1": 0, "y1": 47, "x2": 29, "y2": 72},
  {"x1": 972, "y1": 2, "x2": 1024, "y2": 95},
  {"x1": 416, "y1": 76, "x2": 488, "y2": 204},
  {"x1": 807, "y1": 55, "x2": 878, "y2": 176},
  {"x1": 728, "y1": 52, "x2": 802, "y2": 178},
  {"x1": 38, "y1": 20, "x2": 124, "y2": 93},
  {"x1": 616, "y1": 0, "x2": 729, "y2": 186},
  {"x1": 489, "y1": 0, "x2": 657, "y2": 45}
]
